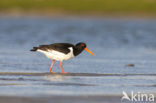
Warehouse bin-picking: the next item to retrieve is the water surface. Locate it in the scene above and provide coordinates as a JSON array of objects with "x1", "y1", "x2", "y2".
[{"x1": 0, "y1": 17, "x2": 156, "y2": 97}]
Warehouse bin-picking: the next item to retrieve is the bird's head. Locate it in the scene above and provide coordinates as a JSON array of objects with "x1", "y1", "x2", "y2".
[{"x1": 75, "y1": 42, "x2": 94, "y2": 56}]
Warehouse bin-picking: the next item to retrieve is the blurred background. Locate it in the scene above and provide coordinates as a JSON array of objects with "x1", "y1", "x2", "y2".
[
  {"x1": 0, "y1": 0, "x2": 156, "y2": 17},
  {"x1": 0, "y1": 0, "x2": 156, "y2": 49},
  {"x1": 0, "y1": 0, "x2": 156, "y2": 103}
]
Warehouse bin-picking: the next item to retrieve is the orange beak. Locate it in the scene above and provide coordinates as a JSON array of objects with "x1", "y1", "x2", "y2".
[{"x1": 84, "y1": 48, "x2": 95, "y2": 56}]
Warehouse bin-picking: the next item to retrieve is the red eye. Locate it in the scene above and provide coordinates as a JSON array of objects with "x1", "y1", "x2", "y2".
[{"x1": 81, "y1": 44, "x2": 85, "y2": 47}]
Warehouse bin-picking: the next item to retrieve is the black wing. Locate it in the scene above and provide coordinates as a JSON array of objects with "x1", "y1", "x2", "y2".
[{"x1": 37, "y1": 43, "x2": 75, "y2": 54}]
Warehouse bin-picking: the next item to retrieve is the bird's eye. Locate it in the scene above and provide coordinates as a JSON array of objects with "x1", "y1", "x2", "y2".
[{"x1": 81, "y1": 44, "x2": 85, "y2": 47}]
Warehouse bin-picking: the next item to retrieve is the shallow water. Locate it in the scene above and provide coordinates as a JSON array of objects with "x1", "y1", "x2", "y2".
[{"x1": 0, "y1": 17, "x2": 156, "y2": 97}]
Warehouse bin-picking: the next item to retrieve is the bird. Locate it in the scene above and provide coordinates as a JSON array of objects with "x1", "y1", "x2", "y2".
[{"x1": 30, "y1": 42, "x2": 94, "y2": 73}]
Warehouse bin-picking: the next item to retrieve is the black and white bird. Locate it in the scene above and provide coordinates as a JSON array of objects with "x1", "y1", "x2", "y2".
[{"x1": 30, "y1": 42, "x2": 94, "y2": 73}]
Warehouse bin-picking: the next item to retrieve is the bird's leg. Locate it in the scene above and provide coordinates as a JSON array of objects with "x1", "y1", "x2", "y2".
[
  {"x1": 60, "y1": 61, "x2": 68, "y2": 74},
  {"x1": 49, "y1": 60, "x2": 55, "y2": 73}
]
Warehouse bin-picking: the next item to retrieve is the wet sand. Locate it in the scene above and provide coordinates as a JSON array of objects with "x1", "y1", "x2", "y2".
[
  {"x1": 0, "y1": 72, "x2": 121, "y2": 103},
  {"x1": 0, "y1": 95, "x2": 121, "y2": 103},
  {"x1": 2, "y1": 72, "x2": 156, "y2": 76}
]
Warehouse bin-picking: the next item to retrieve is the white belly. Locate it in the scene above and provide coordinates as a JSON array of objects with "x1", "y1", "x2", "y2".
[{"x1": 37, "y1": 47, "x2": 74, "y2": 61}]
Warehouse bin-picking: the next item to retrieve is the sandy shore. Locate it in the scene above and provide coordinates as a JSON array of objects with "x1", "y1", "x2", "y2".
[{"x1": 0, "y1": 95, "x2": 121, "y2": 103}]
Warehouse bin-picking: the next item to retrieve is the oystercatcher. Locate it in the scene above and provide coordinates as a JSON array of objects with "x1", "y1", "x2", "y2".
[{"x1": 30, "y1": 42, "x2": 94, "y2": 73}]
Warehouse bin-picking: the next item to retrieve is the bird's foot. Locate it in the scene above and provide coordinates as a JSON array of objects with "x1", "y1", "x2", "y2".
[
  {"x1": 61, "y1": 72, "x2": 68, "y2": 74},
  {"x1": 50, "y1": 71, "x2": 56, "y2": 73}
]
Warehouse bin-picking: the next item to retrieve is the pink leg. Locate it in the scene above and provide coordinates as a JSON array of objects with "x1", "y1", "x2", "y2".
[
  {"x1": 60, "y1": 61, "x2": 68, "y2": 74},
  {"x1": 49, "y1": 60, "x2": 55, "y2": 73}
]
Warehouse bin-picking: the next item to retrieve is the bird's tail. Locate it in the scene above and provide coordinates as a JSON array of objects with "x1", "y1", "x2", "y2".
[{"x1": 30, "y1": 47, "x2": 38, "y2": 51}]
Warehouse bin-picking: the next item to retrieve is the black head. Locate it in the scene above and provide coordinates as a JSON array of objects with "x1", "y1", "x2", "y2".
[
  {"x1": 75, "y1": 42, "x2": 87, "y2": 49},
  {"x1": 74, "y1": 42, "x2": 94, "y2": 56},
  {"x1": 75, "y1": 42, "x2": 94, "y2": 55},
  {"x1": 73, "y1": 42, "x2": 86, "y2": 56}
]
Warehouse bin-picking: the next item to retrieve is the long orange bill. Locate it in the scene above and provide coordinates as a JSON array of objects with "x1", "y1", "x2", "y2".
[{"x1": 84, "y1": 48, "x2": 95, "y2": 56}]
